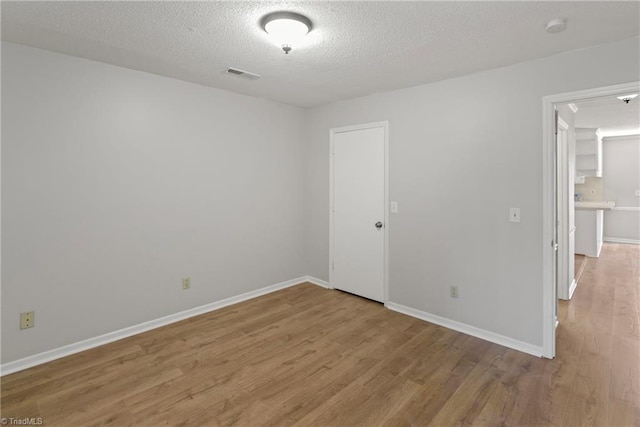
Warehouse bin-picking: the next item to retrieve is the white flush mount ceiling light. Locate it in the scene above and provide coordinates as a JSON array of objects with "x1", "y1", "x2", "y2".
[
  {"x1": 261, "y1": 11, "x2": 312, "y2": 54},
  {"x1": 617, "y1": 93, "x2": 638, "y2": 104},
  {"x1": 545, "y1": 18, "x2": 567, "y2": 33}
]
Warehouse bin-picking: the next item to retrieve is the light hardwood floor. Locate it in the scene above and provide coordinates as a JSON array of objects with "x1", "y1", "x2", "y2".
[{"x1": 2, "y1": 243, "x2": 638, "y2": 426}]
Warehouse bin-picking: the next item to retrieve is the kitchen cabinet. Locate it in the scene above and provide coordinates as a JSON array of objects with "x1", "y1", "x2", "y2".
[
  {"x1": 575, "y1": 128, "x2": 602, "y2": 178},
  {"x1": 575, "y1": 209, "x2": 603, "y2": 257},
  {"x1": 574, "y1": 202, "x2": 614, "y2": 257}
]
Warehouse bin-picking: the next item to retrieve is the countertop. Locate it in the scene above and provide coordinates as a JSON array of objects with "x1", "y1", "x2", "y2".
[{"x1": 575, "y1": 201, "x2": 616, "y2": 210}]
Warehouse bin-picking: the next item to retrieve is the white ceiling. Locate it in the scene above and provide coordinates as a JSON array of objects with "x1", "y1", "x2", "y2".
[
  {"x1": 574, "y1": 94, "x2": 640, "y2": 135},
  {"x1": 2, "y1": 1, "x2": 639, "y2": 108}
]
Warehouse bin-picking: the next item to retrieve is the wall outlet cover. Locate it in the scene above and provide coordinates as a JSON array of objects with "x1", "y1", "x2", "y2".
[
  {"x1": 509, "y1": 208, "x2": 521, "y2": 223},
  {"x1": 182, "y1": 277, "x2": 191, "y2": 290},
  {"x1": 20, "y1": 311, "x2": 35, "y2": 329}
]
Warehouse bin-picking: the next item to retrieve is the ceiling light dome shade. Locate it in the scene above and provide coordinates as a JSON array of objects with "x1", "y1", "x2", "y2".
[
  {"x1": 261, "y1": 11, "x2": 312, "y2": 54},
  {"x1": 616, "y1": 93, "x2": 638, "y2": 103}
]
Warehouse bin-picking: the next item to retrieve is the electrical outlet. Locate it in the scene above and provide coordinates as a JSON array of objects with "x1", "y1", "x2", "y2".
[
  {"x1": 20, "y1": 311, "x2": 35, "y2": 329},
  {"x1": 509, "y1": 208, "x2": 520, "y2": 223},
  {"x1": 450, "y1": 286, "x2": 459, "y2": 298},
  {"x1": 635, "y1": 190, "x2": 640, "y2": 197},
  {"x1": 182, "y1": 277, "x2": 191, "y2": 290},
  {"x1": 590, "y1": 189, "x2": 596, "y2": 196}
]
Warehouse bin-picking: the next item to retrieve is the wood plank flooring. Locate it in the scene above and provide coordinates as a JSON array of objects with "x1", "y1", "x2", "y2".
[{"x1": 1, "y1": 243, "x2": 638, "y2": 426}]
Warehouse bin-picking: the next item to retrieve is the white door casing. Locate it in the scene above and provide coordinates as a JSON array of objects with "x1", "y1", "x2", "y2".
[
  {"x1": 541, "y1": 81, "x2": 640, "y2": 359},
  {"x1": 330, "y1": 122, "x2": 388, "y2": 302},
  {"x1": 557, "y1": 118, "x2": 571, "y2": 301}
]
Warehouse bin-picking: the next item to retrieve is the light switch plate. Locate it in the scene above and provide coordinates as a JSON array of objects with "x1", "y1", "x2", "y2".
[
  {"x1": 450, "y1": 286, "x2": 459, "y2": 298},
  {"x1": 391, "y1": 201, "x2": 399, "y2": 214},
  {"x1": 509, "y1": 208, "x2": 521, "y2": 223}
]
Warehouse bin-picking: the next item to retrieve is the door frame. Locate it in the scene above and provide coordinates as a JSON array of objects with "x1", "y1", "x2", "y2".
[
  {"x1": 541, "y1": 81, "x2": 639, "y2": 358},
  {"x1": 556, "y1": 116, "x2": 570, "y2": 302},
  {"x1": 329, "y1": 121, "x2": 389, "y2": 303}
]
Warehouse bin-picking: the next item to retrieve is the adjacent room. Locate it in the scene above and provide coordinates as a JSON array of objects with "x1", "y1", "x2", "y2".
[
  {"x1": 556, "y1": 93, "x2": 640, "y2": 301},
  {"x1": 2, "y1": 1, "x2": 639, "y2": 425},
  {"x1": 573, "y1": 97, "x2": 640, "y2": 253}
]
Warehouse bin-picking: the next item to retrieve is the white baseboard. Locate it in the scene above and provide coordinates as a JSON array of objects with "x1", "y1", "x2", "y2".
[
  {"x1": 610, "y1": 206, "x2": 640, "y2": 212},
  {"x1": 1, "y1": 276, "x2": 325, "y2": 376},
  {"x1": 3, "y1": 277, "x2": 543, "y2": 375},
  {"x1": 604, "y1": 237, "x2": 640, "y2": 245},
  {"x1": 304, "y1": 276, "x2": 330, "y2": 288},
  {"x1": 385, "y1": 302, "x2": 543, "y2": 358},
  {"x1": 568, "y1": 279, "x2": 578, "y2": 299}
]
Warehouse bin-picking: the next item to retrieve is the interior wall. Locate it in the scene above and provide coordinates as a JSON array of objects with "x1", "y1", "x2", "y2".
[
  {"x1": 305, "y1": 36, "x2": 640, "y2": 348},
  {"x1": 3, "y1": 36, "x2": 639, "y2": 365},
  {"x1": 603, "y1": 135, "x2": 640, "y2": 242},
  {"x1": 1, "y1": 42, "x2": 308, "y2": 363}
]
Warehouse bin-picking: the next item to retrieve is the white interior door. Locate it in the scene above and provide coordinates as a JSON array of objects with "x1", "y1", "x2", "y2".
[
  {"x1": 553, "y1": 109, "x2": 560, "y2": 325},
  {"x1": 331, "y1": 123, "x2": 386, "y2": 302},
  {"x1": 557, "y1": 119, "x2": 571, "y2": 300}
]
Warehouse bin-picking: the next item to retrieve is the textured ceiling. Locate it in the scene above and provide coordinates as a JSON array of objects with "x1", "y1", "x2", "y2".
[
  {"x1": 574, "y1": 95, "x2": 640, "y2": 135},
  {"x1": 2, "y1": 1, "x2": 639, "y2": 108}
]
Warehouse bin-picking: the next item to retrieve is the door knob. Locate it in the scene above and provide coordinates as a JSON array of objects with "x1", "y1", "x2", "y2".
[{"x1": 375, "y1": 221, "x2": 383, "y2": 229}]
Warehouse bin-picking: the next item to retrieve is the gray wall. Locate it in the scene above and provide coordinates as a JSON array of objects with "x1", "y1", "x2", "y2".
[
  {"x1": 1, "y1": 42, "x2": 308, "y2": 362},
  {"x1": 3, "y1": 36, "x2": 639, "y2": 364},
  {"x1": 305, "y1": 37, "x2": 640, "y2": 347},
  {"x1": 603, "y1": 135, "x2": 640, "y2": 242}
]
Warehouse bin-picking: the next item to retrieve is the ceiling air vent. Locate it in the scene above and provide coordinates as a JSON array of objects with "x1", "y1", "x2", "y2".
[{"x1": 225, "y1": 67, "x2": 261, "y2": 80}]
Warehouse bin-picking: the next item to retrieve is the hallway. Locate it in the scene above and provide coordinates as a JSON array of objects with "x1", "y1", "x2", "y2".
[{"x1": 553, "y1": 243, "x2": 639, "y2": 425}]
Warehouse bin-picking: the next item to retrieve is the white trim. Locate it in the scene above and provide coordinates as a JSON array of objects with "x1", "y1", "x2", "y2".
[
  {"x1": 384, "y1": 124, "x2": 390, "y2": 304},
  {"x1": 557, "y1": 118, "x2": 570, "y2": 301},
  {"x1": 557, "y1": 117, "x2": 569, "y2": 130},
  {"x1": 602, "y1": 134, "x2": 640, "y2": 142},
  {"x1": 603, "y1": 237, "x2": 640, "y2": 245},
  {"x1": 542, "y1": 95, "x2": 557, "y2": 359},
  {"x1": 542, "y1": 81, "x2": 640, "y2": 359},
  {"x1": 1, "y1": 276, "x2": 325, "y2": 376},
  {"x1": 329, "y1": 121, "x2": 389, "y2": 303},
  {"x1": 385, "y1": 302, "x2": 543, "y2": 358},
  {"x1": 329, "y1": 127, "x2": 335, "y2": 288},
  {"x1": 610, "y1": 206, "x2": 640, "y2": 212},
  {"x1": 568, "y1": 279, "x2": 578, "y2": 299},
  {"x1": 304, "y1": 276, "x2": 330, "y2": 288}
]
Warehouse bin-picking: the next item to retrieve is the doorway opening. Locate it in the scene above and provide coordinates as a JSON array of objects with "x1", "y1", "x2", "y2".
[{"x1": 542, "y1": 81, "x2": 640, "y2": 358}]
